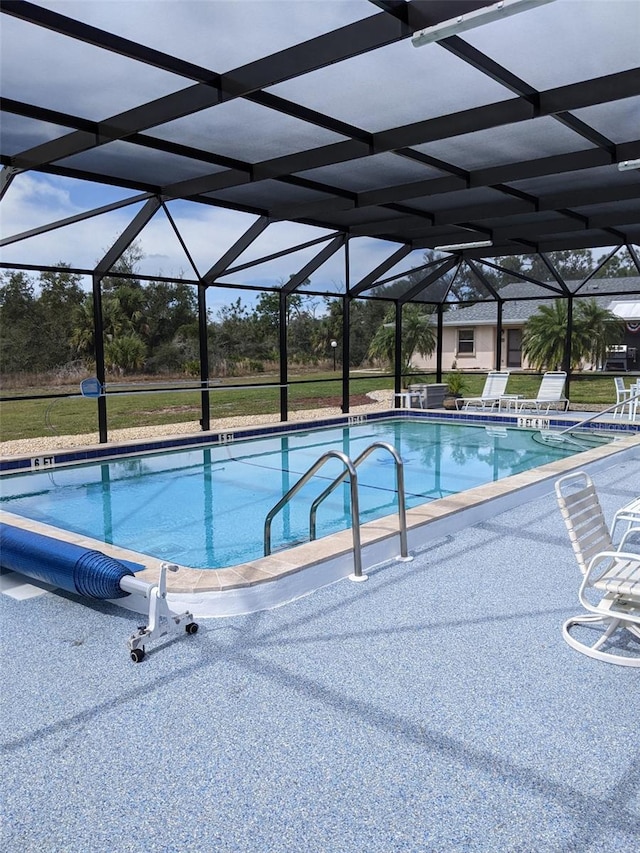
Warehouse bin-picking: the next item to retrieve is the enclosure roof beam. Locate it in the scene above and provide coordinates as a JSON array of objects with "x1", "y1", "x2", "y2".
[
  {"x1": 476, "y1": 258, "x2": 567, "y2": 295},
  {"x1": 95, "y1": 197, "x2": 162, "y2": 275},
  {"x1": 0, "y1": 165, "x2": 20, "y2": 202},
  {"x1": 369, "y1": 255, "x2": 447, "y2": 291},
  {"x1": 397, "y1": 257, "x2": 460, "y2": 305},
  {"x1": 536, "y1": 253, "x2": 571, "y2": 294},
  {"x1": 0, "y1": 192, "x2": 153, "y2": 247},
  {"x1": 2, "y1": 5, "x2": 411, "y2": 173},
  {"x1": 464, "y1": 259, "x2": 504, "y2": 302},
  {"x1": 628, "y1": 243, "x2": 640, "y2": 276},
  {"x1": 282, "y1": 235, "x2": 345, "y2": 294},
  {"x1": 574, "y1": 245, "x2": 623, "y2": 294},
  {"x1": 350, "y1": 245, "x2": 414, "y2": 297},
  {"x1": 273, "y1": 140, "x2": 640, "y2": 227},
  {"x1": 223, "y1": 232, "x2": 342, "y2": 277},
  {"x1": 202, "y1": 216, "x2": 271, "y2": 284}
]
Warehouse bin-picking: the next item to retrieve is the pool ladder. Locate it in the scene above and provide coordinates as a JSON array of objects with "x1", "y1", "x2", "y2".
[{"x1": 264, "y1": 441, "x2": 411, "y2": 581}]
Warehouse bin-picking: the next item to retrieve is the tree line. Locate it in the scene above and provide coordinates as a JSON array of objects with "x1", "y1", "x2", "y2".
[
  {"x1": 0, "y1": 249, "x2": 390, "y2": 378},
  {"x1": 0, "y1": 246, "x2": 635, "y2": 380}
]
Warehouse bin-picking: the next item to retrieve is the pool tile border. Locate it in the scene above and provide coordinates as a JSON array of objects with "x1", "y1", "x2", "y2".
[{"x1": 1, "y1": 407, "x2": 638, "y2": 474}]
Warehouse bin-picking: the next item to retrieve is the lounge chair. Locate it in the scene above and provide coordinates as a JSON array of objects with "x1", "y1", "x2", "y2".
[
  {"x1": 555, "y1": 471, "x2": 640, "y2": 667},
  {"x1": 456, "y1": 370, "x2": 510, "y2": 410},
  {"x1": 613, "y1": 376, "x2": 632, "y2": 419},
  {"x1": 515, "y1": 371, "x2": 568, "y2": 413}
]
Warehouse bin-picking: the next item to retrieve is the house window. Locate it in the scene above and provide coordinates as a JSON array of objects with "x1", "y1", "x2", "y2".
[{"x1": 457, "y1": 328, "x2": 475, "y2": 356}]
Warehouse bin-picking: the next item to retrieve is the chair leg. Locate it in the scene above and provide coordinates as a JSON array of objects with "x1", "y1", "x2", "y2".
[
  {"x1": 562, "y1": 613, "x2": 640, "y2": 667},
  {"x1": 591, "y1": 617, "x2": 621, "y2": 650}
]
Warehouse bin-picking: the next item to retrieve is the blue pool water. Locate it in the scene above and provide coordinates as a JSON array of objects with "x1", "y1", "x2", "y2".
[{"x1": 0, "y1": 418, "x2": 593, "y2": 569}]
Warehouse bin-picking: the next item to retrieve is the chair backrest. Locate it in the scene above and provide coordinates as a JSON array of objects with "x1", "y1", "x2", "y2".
[
  {"x1": 614, "y1": 377, "x2": 626, "y2": 395},
  {"x1": 555, "y1": 471, "x2": 612, "y2": 574},
  {"x1": 482, "y1": 371, "x2": 510, "y2": 398},
  {"x1": 536, "y1": 371, "x2": 566, "y2": 401}
]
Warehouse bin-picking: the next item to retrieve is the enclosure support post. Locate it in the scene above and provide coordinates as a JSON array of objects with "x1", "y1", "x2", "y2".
[
  {"x1": 563, "y1": 294, "x2": 574, "y2": 399},
  {"x1": 339, "y1": 296, "x2": 350, "y2": 413},
  {"x1": 92, "y1": 273, "x2": 108, "y2": 443},
  {"x1": 495, "y1": 300, "x2": 503, "y2": 370},
  {"x1": 197, "y1": 282, "x2": 210, "y2": 431},
  {"x1": 436, "y1": 303, "x2": 444, "y2": 382},
  {"x1": 342, "y1": 240, "x2": 350, "y2": 413},
  {"x1": 394, "y1": 302, "x2": 403, "y2": 406},
  {"x1": 279, "y1": 291, "x2": 288, "y2": 422}
]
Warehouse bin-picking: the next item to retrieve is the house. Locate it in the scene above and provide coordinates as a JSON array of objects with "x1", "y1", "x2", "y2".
[{"x1": 413, "y1": 277, "x2": 640, "y2": 373}]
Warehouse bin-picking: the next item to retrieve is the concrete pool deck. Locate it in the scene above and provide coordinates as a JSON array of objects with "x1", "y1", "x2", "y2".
[{"x1": 1, "y1": 449, "x2": 639, "y2": 852}]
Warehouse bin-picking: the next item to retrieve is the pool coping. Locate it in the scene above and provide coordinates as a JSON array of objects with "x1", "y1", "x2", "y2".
[
  {"x1": 1, "y1": 410, "x2": 639, "y2": 617},
  {"x1": 2, "y1": 405, "x2": 638, "y2": 474}
]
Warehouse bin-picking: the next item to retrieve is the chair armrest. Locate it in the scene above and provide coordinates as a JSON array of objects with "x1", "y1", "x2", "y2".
[
  {"x1": 585, "y1": 549, "x2": 640, "y2": 584},
  {"x1": 619, "y1": 526, "x2": 640, "y2": 551}
]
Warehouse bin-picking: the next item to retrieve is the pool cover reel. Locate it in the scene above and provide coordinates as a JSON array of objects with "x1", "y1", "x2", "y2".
[{"x1": 0, "y1": 523, "x2": 198, "y2": 661}]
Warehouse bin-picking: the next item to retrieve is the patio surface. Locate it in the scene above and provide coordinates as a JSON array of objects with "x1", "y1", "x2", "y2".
[{"x1": 1, "y1": 451, "x2": 639, "y2": 852}]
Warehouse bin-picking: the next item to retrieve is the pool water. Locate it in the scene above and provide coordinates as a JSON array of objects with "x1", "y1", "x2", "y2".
[{"x1": 0, "y1": 418, "x2": 592, "y2": 569}]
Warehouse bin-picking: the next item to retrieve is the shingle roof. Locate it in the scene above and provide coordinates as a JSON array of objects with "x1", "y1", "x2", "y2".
[{"x1": 441, "y1": 277, "x2": 640, "y2": 325}]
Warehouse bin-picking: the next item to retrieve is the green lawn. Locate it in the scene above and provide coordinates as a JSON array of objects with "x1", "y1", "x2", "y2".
[{"x1": 0, "y1": 371, "x2": 623, "y2": 442}]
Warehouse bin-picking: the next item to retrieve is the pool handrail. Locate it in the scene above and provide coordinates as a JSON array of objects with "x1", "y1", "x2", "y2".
[
  {"x1": 557, "y1": 386, "x2": 640, "y2": 435},
  {"x1": 309, "y1": 442, "x2": 410, "y2": 561},
  {"x1": 264, "y1": 450, "x2": 364, "y2": 578}
]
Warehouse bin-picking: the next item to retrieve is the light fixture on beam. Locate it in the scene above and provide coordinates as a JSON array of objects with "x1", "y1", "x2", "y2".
[
  {"x1": 411, "y1": 0, "x2": 556, "y2": 47},
  {"x1": 434, "y1": 240, "x2": 493, "y2": 252},
  {"x1": 618, "y1": 159, "x2": 640, "y2": 171}
]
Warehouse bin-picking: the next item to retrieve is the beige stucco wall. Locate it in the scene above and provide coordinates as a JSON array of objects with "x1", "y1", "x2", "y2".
[
  {"x1": 411, "y1": 324, "x2": 535, "y2": 371},
  {"x1": 412, "y1": 325, "x2": 497, "y2": 371}
]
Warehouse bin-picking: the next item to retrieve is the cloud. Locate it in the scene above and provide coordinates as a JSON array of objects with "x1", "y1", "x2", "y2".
[{"x1": 38, "y1": 0, "x2": 376, "y2": 76}]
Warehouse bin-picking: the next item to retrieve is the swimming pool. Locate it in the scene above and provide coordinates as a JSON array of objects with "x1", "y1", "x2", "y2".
[{"x1": 0, "y1": 417, "x2": 606, "y2": 570}]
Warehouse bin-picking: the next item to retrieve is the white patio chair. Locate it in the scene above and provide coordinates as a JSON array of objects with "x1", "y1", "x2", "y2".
[
  {"x1": 407, "y1": 384, "x2": 426, "y2": 408},
  {"x1": 555, "y1": 471, "x2": 640, "y2": 667},
  {"x1": 456, "y1": 371, "x2": 510, "y2": 410},
  {"x1": 613, "y1": 376, "x2": 632, "y2": 419},
  {"x1": 394, "y1": 388, "x2": 423, "y2": 409},
  {"x1": 630, "y1": 381, "x2": 639, "y2": 422},
  {"x1": 516, "y1": 371, "x2": 568, "y2": 413},
  {"x1": 611, "y1": 496, "x2": 640, "y2": 544}
]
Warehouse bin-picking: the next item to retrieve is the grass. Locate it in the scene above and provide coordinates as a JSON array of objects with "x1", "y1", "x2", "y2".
[
  {"x1": 0, "y1": 370, "x2": 625, "y2": 442},
  {"x1": 0, "y1": 373, "x2": 389, "y2": 441}
]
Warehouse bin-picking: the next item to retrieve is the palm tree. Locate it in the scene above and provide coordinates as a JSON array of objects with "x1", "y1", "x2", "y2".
[
  {"x1": 522, "y1": 301, "x2": 575, "y2": 371},
  {"x1": 70, "y1": 295, "x2": 135, "y2": 359},
  {"x1": 70, "y1": 296, "x2": 96, "y2": 358},
  {"x1": 104, "y1": 334, "x2": 147, "y2": 374},
  {"x1": 367, "y1": 304, "x2": 436, "y2": 371},
  {"x1": 576, "y1": 299, "x2": 624, "y2": 369},
  {"x1": 522, "y1": 298, "x2": 624, "y2": 371}
]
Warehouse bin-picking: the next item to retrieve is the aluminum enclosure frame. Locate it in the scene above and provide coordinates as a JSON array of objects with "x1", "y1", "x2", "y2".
[{"x1": 1, "y1": 1, "x2": 639, "y2": 439}]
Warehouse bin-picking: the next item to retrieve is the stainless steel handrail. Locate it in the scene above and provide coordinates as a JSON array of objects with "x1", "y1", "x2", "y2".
[
  {"x1": 309, "y1": 442, "x2": 410, "y2": 561},
  {"x1": 264, "y1": 450, "x2": 363, "y2": 577},
  {"x1": 557, "y1": 387, "x2": 640, "y2": 435}
]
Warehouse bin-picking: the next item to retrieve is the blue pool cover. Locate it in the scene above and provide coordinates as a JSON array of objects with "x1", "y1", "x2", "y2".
[{"x1": 0, "y1": 523, "x2": 135, "y2": 599}]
